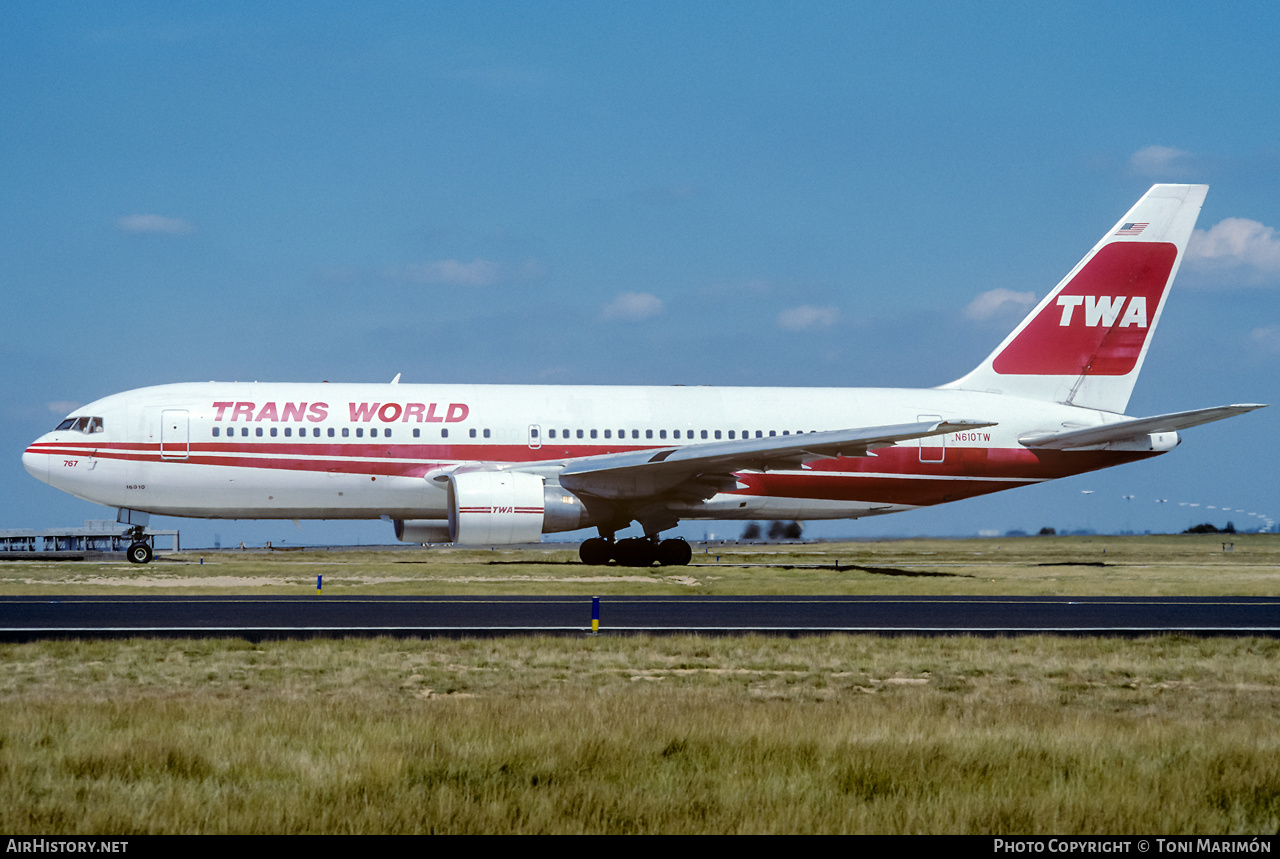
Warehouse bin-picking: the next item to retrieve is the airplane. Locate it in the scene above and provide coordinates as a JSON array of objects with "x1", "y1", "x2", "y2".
[{"x1": 22, "y1": 184, "x2": 1265, "y2": 566}]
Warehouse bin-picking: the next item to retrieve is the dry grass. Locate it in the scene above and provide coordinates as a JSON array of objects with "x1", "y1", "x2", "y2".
[
  {"x1": 2, "y1": 536, "x2": 1277, "y2": 833},
  {"x1": 2, "y1": 634, "x2": 1279, "y2": 833},
  {"x1": 1, "y1": 533, "x2": 1277, "y2": 596}
]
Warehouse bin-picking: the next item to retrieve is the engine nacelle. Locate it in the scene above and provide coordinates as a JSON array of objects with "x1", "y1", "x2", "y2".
[
  {"x1": 542, "y1": 480, "x2": 590, "y2": 533},
  {"x1": 394, "y1": 472, "x2": 597, "y2": 545},
  {"x1": 393, "y1": 519, "x2": 451, "y2": 544},
  {"x1": 448, "y1": 471, "x2": 546, "y2": 544}
]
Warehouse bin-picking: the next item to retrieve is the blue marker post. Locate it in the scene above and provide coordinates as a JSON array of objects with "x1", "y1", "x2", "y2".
[
  {"x1": 317, "y1": 575, "x2": 322, "y2": 591},
  {"x1": 591, "y1": 596, "x2": 600, "y2": 635}
]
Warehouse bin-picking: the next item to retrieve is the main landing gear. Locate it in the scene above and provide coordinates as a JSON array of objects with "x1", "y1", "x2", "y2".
[
  {"x1": 124, "y1": 525, "x2": 153, "y2": 564},
  {"x1": 579, "y1": 536, "x2": 693, "y2": 567}
]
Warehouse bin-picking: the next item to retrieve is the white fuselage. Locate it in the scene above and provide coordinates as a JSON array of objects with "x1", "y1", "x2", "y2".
[{"x1": 22, "y1": 381, "x2": 1156, "y2": 524}]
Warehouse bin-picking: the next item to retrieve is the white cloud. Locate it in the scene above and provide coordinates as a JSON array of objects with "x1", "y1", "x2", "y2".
[
  {"x1": 1128, "y1": 145, "x2": 1192, "y2": 177},
  {"x1": 1187, "y1": 218, "x2": 1280, "y2": 275},
  {"x1": 47, "y1": 400, "x2": 81, "y2": 415},
  {"x1": 386, "y1": 259, "x2": 502, "y2": 286},
  {"x1": 115, "y1": 214, "x2": 194, "y2": 235},
  {"x1": 1249, "y1": 325, "x2": 1280, "y2": 354},
  {"x1": 963, "y1": 288, "x2": 1036, "y2": 321},
  {"x1": 778, "y1": 305, "x2": 840, "y2": 331},
  {"x1": 602, "y1": 292, "x2": 663, "y2": 321}
]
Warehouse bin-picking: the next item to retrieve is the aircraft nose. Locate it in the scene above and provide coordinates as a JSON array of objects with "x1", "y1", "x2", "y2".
[{"x1": 22, "y1": 445, "x2": 50, "y2": 484}]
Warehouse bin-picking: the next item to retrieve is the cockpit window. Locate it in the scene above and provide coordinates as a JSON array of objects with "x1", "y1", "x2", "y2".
[{"x1": 55, "y1": 416, "x2": 104, "y2": 433}]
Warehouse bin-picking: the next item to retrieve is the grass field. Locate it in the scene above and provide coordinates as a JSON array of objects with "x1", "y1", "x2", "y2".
[
  {"x1": 1, "y1": 533, "x2": 1276, "y2": 596},
  {"x1": 1, "y1": 535, "x2": 1278, "y2": 834}
]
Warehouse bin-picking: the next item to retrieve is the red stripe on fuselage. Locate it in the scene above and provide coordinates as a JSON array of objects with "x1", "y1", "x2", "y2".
[{"x1": 27, "y1": 440, "x2": 1158, "y2": 506}]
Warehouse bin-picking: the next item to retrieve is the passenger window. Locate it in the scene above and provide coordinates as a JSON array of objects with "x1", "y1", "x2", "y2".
[
  {"x1": 256, "y1": 428, "x2": 263, "y2": 437},
  {"x1": 673, "y1": 430, "x2": 680, "y2": 439},
  {"x1": 590, "y1": 429, "x2": 597, "y2": 439},
  {"x1": 604, "y1": 429, "x2": 611, "y2": 439},
  {"x1": 342, "y1": 428, "x2": 350, "y2": 438},
  {"x1": 701, "y1": 430, "x2": 708, "y2": 439},
  {"x1": 715, "y1": 430, "x2": 722, "y2": 439},
  {"x1": 284, "y1": 427, "x2": 292, "y2": 437},
  {"x1": 576, "y1": 429, "x2": 584, "y2": 439},
  {"x1": 469, "y1": 429, "x2": 477, "y2": 438},
  {"x1": 769, "y1": 431, "x2": 776, "y2": 437},
  {"x1": 413, "y1": 428, "x2": 420, "y2": 438},
  {"x1": 483, "y1": 429, "x2": 490, "y2": 438},
  {"x1": 212, "y1": 427, "x2": 220, "y2": 437},
  {"x1": 632, "y1": 430, "x2": 639, "y2": 439},
  {"x1": 270, "y1": 427, "x2": 278, "y2": 438},
  {"x1": 441, "y1": 428, "x2": 448, "y2": 438},
  {"x1": 356, "y1": 428, "x2": 364, "y2": 438},
  {"x1": 328, "y1": 428, "x2": 335, "y2": 438},
  {"x1": 659, "y1": 430, "x2": 667, "y2": 439},
  {"x1": 549, "y1": 429, "x2": 556, "y2": 439},
  {"x1": 646, "y1": 429, "x2": 653, "y2": 439}
]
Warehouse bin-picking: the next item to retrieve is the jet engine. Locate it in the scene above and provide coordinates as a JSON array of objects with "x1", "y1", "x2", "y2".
[
  {"x1": 392, "y1": 471, "x2": 598, "y2": 545},
  {"x1": 447, "y1": 471, "x2": 546, "y2": 544}
]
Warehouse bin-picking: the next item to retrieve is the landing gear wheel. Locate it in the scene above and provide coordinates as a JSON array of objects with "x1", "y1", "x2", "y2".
[
  {"x1": 579, "y1": 537, "x2": 613, "y2": 566},
  {"x1": 614, "y1": 537, "x2": 657, "y2": 568},
  {"x1": 656, "y1": 538, "x2": 693, "y2": 567},
  {"x1": 126, "y1": 542, "x2": 153, "y2": 564}
]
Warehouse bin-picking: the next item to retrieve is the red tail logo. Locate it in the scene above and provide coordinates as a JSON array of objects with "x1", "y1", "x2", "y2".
[{"x1": 993, "y1": 242, "x2": 1177, "y2": 376}]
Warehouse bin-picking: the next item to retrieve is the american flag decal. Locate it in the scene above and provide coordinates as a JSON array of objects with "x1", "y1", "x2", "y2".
[{"x1": 1115, "y1": 222, "x2": 1149, "y2": 236}]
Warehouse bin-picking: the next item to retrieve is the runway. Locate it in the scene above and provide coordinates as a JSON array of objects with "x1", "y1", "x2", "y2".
[{"x1": 2, "y1": 594, "x2": 1279, "y2": 639}]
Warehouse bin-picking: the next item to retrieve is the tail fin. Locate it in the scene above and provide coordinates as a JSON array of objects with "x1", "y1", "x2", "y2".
[{"x1": 942, "y1": 184, "x2": 1208, "y2": 414}]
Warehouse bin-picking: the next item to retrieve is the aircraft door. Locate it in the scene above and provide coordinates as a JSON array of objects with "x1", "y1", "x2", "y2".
[
  {"x1": 161, "y1": 410, "x2": 190, "y2": 460},
  {"x1": 917, "y1": 414, "x2": 945, "y2": 463},
  {"x1": 528, "y1": 424, "x2": 542, "y2": 450}
]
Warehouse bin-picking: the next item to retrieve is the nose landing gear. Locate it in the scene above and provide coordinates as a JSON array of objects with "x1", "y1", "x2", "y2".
[{"x1": 124, "y1": 524, "x2": 153, "y2": 564}]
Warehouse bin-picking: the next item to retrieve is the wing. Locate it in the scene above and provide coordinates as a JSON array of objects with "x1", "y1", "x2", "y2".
[
  {"x1": 1018, "y1": 404, "x2": 1266, "y2": 449},
  {"x1": 556, "y1": 419, "x2": 996, "y2": 501}
]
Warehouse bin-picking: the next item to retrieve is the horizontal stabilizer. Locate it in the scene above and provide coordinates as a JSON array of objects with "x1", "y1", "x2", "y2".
[{"x1": 1019, "y1": 404, "x2": 1266, "y2": 449}]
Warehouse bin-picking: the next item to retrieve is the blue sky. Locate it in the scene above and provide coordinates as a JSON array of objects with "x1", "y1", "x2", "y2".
[{"x1": 3, "y1": 3, "x2": 1278, "y2": 547}]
